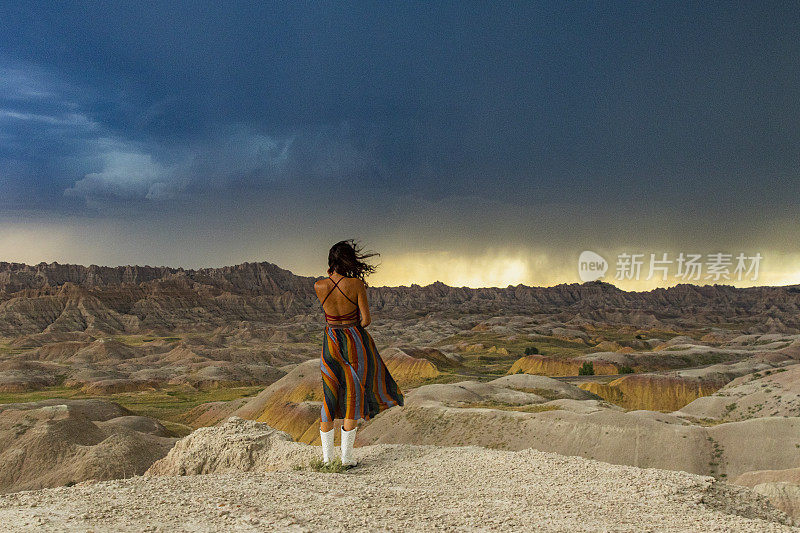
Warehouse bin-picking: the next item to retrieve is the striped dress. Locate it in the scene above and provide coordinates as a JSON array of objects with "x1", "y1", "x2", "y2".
[{"x1": 320, "y1": 323, "x2": 404, "y2": 422}]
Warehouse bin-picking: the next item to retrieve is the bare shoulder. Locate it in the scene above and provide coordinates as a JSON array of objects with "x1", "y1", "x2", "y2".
[
  {"x1": 314, "y1": 278, "x2": 329, "y2": 294},
  {"x1": 353, "y1": 278, "x2": 368, "y2": 296},
  {"x1": 350, "y1": 278, "x2": 366, "y2": 290}
]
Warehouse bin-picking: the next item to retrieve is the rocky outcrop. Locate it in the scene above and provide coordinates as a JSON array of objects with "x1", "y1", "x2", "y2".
[
  {"x1": 231, "y1": 359, "x2": 323, "y2": 444},
  {"x1": 381, "y1": 347, "x2": 442, "y2": 384},
  {"x1": 0, "y1": 360, "x2": 62, "y2": 392},
  {"x1": 580, "y1": 373, "x2": 727, "y2": 411},
  {"x1": 509, "y1": 354, "x2": 619, "y2": 376},
  {"x1": 580, "y1": 356, "x2": 795, "y2": 412},
  {"x1": 405, "y1": 374, "x2": 597, "y2": 407},
  {"x1": 579, "y1": 382, "x2": 625, "y2": 404},
  {"x1": 736, "y1": 468, "x2": 800, "y2": 487},
  {"x1": 355, "y1": 378, "x2": 800, "y2": 480},
  {"x1": 0, "y1": 399, "x2": 176, "y2": 493},
  {"x1": 751, "y1": 483, "x2": 800, "y2": 523},
  {"x1": 734, "y1": 467, "x2": 800, "y2": 522},
  {"x1": 145, "y1": 417, "x2": 314, "y2": 476},
  {"x1": 678, "y1": 363, "x2": 800, "y2": 421}
]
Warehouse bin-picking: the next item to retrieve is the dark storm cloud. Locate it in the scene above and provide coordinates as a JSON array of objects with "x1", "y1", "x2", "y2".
[{"x1": 0, "y1": 2, "x2": 799, "y2": 283}]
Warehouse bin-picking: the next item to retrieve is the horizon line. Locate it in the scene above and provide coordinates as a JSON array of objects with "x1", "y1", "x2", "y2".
[{"x1": 2, "y1": 259, "x2": 798, "y2": 293}]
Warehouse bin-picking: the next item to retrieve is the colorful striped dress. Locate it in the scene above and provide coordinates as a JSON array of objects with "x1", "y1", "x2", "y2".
[{"x1": 319, "y1": 277, "x2": 404, "y2": 422}]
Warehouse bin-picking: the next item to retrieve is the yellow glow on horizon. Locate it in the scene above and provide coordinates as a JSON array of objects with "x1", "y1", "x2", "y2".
[
  {"x1": 370, "y1": 250, "x2": 800, "y2": 290},
  {"x1": 369, "y1": 250, "x2": 570, "y2": 288},
  {"x1": 2, "y1": 221, "x2": 799, "y2": 290}
]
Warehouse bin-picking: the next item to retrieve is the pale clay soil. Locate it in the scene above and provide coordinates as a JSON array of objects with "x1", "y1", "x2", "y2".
[{"x1": 0, "y1": 442, "x2": 796, "y2": 532}]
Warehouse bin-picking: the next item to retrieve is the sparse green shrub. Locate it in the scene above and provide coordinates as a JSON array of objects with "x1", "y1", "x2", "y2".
[
  {"x1": 618, "y1": 365, "x2": 634, "y2": 374},
  {"x1": 725, "y1": 403, "x2": 737, "y2": 413},
  {"x1": 578, "y1": 362, "x2": 595, "y2": 376},
  {"x1": 300, "y1": 458, "x2": 352, "y2": 473},
  {"x1": 524, "y1": 346, "x2": 539, "y2": 355}
]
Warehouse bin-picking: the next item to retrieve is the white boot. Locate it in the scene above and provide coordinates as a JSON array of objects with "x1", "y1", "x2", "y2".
[
  {"x1": 320, "y1": 427, "x2": 335, "y2": 464},
  {"x1": 340, "y1": 426, "x2": 358, "y2": 467}
]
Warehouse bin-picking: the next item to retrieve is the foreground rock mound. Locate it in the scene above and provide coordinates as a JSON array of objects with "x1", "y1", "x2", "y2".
[
  {"x1": 0, "y1": 420, "x2": 794, "y2": 532},
  {"x1": 0, "y1": 400, "x2": 176, "y2": 493},
  {"x1": 146, "y1": 417, "x2": 314, "y2": 476}
]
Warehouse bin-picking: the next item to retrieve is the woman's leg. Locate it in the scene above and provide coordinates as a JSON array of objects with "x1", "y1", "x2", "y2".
[
  {"x1": 343, "y1": 418, "x2": 356, "y2": 431},
  {"x1": 320, "y1": 420, "x2": 334, "y2": 432}
]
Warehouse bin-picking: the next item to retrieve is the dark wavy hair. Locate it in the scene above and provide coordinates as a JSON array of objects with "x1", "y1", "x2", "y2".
[{"x1": 327, "y1": 240, "x2": 379, "y2": 282}]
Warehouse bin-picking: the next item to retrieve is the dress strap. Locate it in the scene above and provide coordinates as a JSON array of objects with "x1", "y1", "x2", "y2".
[
  {"x1": 321, "y1": 275, "x2": 360, "y2": 324},
  {"x1": 320, "y1": 276, "x2": 340, "y2": 306},
  {"x1": 333, "y1": 278, "x2": 359, "y2": 306},
  {"x1": 321, "y1": 276, "x2": 358, "y2": 307}
]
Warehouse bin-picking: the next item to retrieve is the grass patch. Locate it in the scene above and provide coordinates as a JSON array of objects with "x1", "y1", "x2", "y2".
[
  {"x1": 461, "y1": 401, "x2": 561, "y2": 413},
  {"x1": 106, "y1": 385, "x2": 265, "y2": 422},
  {"x1": 0, "y1": 384, "x2": 264, "y2": 428},
  {"x1": 0, "y1": 386, "x2": 81, "y2": 404},
  {"x1": 159, "y1": 420, "x2": 196, "y2": 437},
  {"x1": 416, "y1": 373, "x2": 469, "y2": 386},
  {"x1": 296, "y1": 458, "x2": 353, "y2": 473},
  {"x1": 507, "y1": 387, "x2": 563, "y2": 401}
]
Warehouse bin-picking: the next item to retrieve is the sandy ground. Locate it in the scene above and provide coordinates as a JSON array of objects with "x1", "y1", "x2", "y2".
[{"x1": 0, "y1": 442, "x2": 796, "y2": 532}]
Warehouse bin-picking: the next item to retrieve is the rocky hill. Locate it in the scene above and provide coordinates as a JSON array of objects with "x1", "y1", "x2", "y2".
[
  {"x1": 0, "y1": 399, "x2": 176, "y2": 494},
  {"x1": 2, "y1": 261, "x2": 800, "y2": 336}
]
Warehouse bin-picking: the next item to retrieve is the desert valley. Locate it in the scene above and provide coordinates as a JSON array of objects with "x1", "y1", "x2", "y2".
[{"x1": 0, "y1": 260, "x2": 798, "y2": 530}]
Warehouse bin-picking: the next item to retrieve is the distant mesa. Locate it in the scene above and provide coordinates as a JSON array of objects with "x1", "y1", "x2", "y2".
[{"x1": 2, "y1": 260, "x2": 800, "y2": 334}]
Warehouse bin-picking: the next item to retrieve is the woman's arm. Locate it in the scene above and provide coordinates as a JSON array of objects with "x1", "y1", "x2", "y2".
[{"x1": 357, "y1": 280, "x2": 371, "y2": 327}]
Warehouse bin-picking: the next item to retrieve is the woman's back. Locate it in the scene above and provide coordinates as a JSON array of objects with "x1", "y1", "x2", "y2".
[{"x1": 314, "y1": 275, "x2": 368, "y2": 325}]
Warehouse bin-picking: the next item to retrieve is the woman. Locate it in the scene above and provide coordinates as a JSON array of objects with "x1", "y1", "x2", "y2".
[{"x1": 314, "y1": 240, "x2": 404, "y2": 467}]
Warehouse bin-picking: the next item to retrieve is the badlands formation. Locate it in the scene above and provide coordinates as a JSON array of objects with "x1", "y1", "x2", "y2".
[{"x1": 0, "y1": 261, "x2": 799, "y2": 528}]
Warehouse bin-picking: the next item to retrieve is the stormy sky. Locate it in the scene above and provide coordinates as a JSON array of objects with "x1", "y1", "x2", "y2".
[{"x1": 1, "y1": 2, "x2": 799, "y2": 288}]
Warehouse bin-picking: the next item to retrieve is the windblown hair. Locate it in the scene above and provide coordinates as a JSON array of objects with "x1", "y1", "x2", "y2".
[{"x1": 327, "y1": 240, "x2": 379, "y2": 283}]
